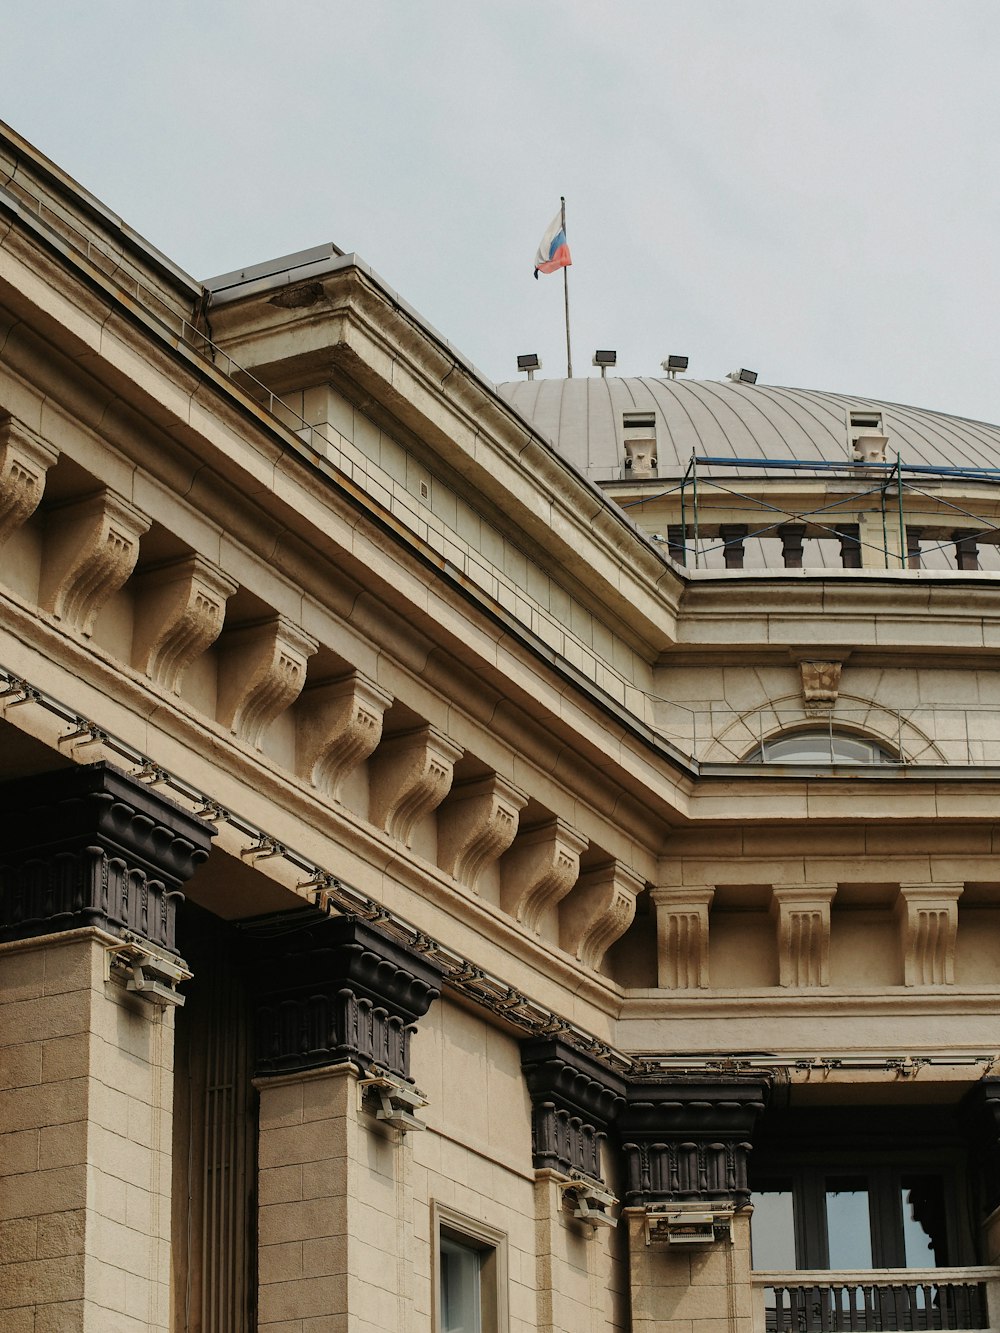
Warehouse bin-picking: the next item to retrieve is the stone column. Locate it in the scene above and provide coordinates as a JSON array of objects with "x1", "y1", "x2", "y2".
[
  {"x1": 0, "y1": 762, "x2": 213, "y2": 1333},
  {"x1": 618, "y1": 1075, "x2": 770, "y2": 1333},
  {"x1": 520, "y1": 1037, "x2": 626, "y2": 1333},
  {"x1": 245, "y1": 912, "x2": 445, "y2": 1333}
]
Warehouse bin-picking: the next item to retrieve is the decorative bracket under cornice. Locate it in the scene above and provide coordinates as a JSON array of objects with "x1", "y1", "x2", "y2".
[
  {"x1": 561, "y1": 858, "x2": 644, "y2": 970},
  {"x1": 217, "y1": 615, "x2": 318, "y2": 747},
  {"x1": 39, "y1": 488, "x2": 151, "y2": 636},
  {"x1": 369, "y1": 724, "x2": 464, "y2": 846},
  {"x1": 132, "y1": 554, "x2": 238, "y2": 692},
  {"x1": 438, "y1": 773, "x2": 527, "y2": 891},
  {"x1": 295, "y1": 671, "x2": 394, "y2": 799},
  {"x1": 0, "y1": 413, "x2": 58, "y2": 548},
  {"x1": 500, "y1": 817, "x2": 588, "y2": 934}
]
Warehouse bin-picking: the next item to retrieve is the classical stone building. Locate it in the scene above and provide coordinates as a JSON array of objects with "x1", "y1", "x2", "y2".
[{"x1": 3, "y1": 119, "x2": 1000, "y2": 1333}]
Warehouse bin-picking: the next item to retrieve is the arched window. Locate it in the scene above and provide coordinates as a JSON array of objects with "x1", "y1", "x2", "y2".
[{"x1": 745, "y1": 730, "x2": 896, "y2": 765}]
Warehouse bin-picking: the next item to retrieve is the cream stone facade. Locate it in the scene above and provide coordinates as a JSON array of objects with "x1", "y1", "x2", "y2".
[{"x1": 3, "y1": 120, "x2": 1000, "y2": 1333}]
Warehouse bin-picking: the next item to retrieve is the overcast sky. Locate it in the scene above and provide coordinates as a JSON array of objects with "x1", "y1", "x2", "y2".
[{"x1": 4, "y1": 2, "x2": 1000, "y2": 423}]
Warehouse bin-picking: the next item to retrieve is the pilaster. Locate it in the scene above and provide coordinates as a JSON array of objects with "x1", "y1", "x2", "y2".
[
  {"x1": 0, "y1": 764, "x2": 214, "y2": 1333},
  {"x1": 895, "y1": 882, "x2": 963, "y2": 985},
  {"x1": 650, "y1": 885, "x2": 714, "y2": 989},
  {"x1": 249, "y1": 915, "x2": 444, "y2": 1331}
]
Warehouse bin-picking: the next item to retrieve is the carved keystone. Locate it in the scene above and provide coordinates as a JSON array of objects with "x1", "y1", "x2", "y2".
[
  {"x1": 438, "y1": 774, "x2": 527, "y2": 891},
  {"x1": 799, "y1": 659, "x2": 844, "y2": 715},
  {"x1": 132, "y1": 555, "x2": 238, "y2": 692},
  {"x1": 895, "y1": 882, "x2": 963, "y2": 986},
  {"x1": 500, "y1": 818, "x2": 588, "y2": 933},
  {"x1": 650, "y1": 885, "x2": 714, "y2": 989},
  {"x1": 560, "y1": 859, "x2": 644, "y2": 970},
  {"x1": 39, "y1": 489, "x2": 150, "y2": 635},
  {"x1": 369, "y1": 725, "x2": 463, "y2": 846},
  {"x1": 770, "y1": 885, "x2": 837, "y2": 987},
  {"x1": 217, "y1": 615, "x2": 318, "y2": 748},
  {"x1": 296, "y1": 671, "x2": 393, "y2": 799},
  {"x1": 0, "y1": 414, "x2": 58, "y2": 548}
]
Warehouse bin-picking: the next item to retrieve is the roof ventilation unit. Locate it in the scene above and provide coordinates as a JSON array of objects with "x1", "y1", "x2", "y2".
[{"x1": 849, "y1": 410, "x2": 888, "y2": 464}]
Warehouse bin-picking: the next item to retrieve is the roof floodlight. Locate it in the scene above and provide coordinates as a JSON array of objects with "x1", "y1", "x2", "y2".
[
  {"x1": 517, "y1": 352, "x2": 541, "y2": 380},
  {"x1": 593, "y1": 349, "x2": 616, "y2": 378},
  {"x1": 663, "y1": 355, "x2": 689, "y2": 379},
  {"x1": 727, "y1": 368, "x2": 758, "y2": 385}
]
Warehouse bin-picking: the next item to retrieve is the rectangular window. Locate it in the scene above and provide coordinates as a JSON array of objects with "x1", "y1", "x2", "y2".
[
  {"x1": 750, "y1": 1185, "x2": 796, "y2": 1270},
  {"x1": 433, "y1": 1203, "x2": 508, "y2": 1333}
]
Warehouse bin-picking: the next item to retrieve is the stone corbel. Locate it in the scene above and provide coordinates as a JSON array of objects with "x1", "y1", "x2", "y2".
[
  {"x1": 770, "y1": 885, "x2": 837, "y2": 987},
  {"x1": 650, "y1": 885, "x2": 714, "y2": 989},
  {"x1": 295, "y1": 671, "x2": 394, "y2": 799},
  {"x1": 500, "y1": 818, "x2": 588, "y2": 933},
  {"x1": 39, "y1": 489, "x2": 151, "y2": 635},
  {"x1": 895, "y1": 882, "x2": 963, "y2": 985},
  {"x1": 0, "y1": 414, "x2": 59, "y2": 548},
  {"x1": 560, "y1": 858, "x2": 644, "y2": 971},
  {"x1": 132, "y1": 555, "x2": 238, "y2": 692},
  {"x1": 437, "y1": 774, "x2": 527, "y2": 891},
  {"x1": 369, "y1": 725, "x2": 464, "y2": 846},
  {"x1": 217, "y1": 615, "x2": 318, "y2": 748}
]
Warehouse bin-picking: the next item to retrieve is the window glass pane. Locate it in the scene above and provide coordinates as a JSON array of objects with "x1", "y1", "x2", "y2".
[
  {"x1": 901, "y1": 1175, "x2": 948, "y2": 1267},
  {"x1": 747, "y1": 731, "x2": 893, "y2": 765},
  {"x1": 441, "y1": 1234, "x2": 482, "y2": 1333},
  {"x1": 825, "y1": 1177, "x2": 872, "y2": 1269},
  {"x1": 750, "y1": 1189, "x2": 796, "y2": 1270}
]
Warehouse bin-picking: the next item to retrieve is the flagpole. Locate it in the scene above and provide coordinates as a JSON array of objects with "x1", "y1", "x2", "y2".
[{"x1": 561, "y1": 195, "x2": 573, "y2": 378}]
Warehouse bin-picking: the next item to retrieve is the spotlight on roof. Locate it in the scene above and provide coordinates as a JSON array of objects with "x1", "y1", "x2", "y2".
[
  {"x1": 593, "y1": 349, "x2": 617, "y2": 378},
  {"x1": 727, "y1": 368, "x2": 758, "y2": 385},
  {"x1": 662, "y1": 355, "x2": 689, "y2": 379},
  {"x1": 517, "y1": 352, "x2": 542, "y2": 380}
]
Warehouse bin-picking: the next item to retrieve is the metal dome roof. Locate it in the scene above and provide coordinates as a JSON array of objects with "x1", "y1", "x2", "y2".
[{"x1": 496, "y1": 376, "x2": 1000, "y2": 482}]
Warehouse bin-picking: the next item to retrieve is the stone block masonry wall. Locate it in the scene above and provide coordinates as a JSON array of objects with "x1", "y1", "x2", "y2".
[
  {"x1": 626, "y1": 1211, "x2": 754, "y2": 1333},
  {"x1": 0, "y1": 931, "x2": 176, "y2": 1333},
  {"x1": 256, "y1": 1063, "x2": 410, "y2": 1333}
]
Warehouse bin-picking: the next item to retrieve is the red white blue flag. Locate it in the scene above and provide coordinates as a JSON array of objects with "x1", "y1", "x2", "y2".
[{"x1": 534, "y1": 209, "x2": 572, "y2": 279}]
